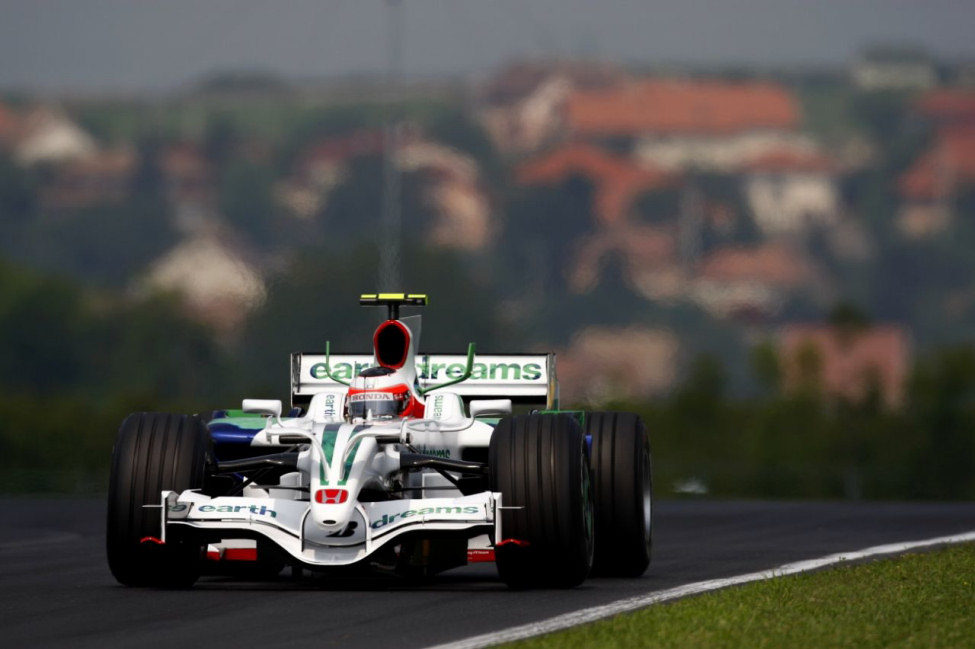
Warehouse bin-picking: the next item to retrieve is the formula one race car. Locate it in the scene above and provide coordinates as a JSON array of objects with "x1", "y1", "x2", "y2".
[{"x1": 107, "y1": 293, "x2": 652, "y2": 588}]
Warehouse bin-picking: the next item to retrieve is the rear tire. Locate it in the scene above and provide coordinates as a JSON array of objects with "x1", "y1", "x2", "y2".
[
  {"x1": 106, "y1": 412, "x2": 209, "y2": 587},
  {"x1": 587, "y1": 411, "x2": 653, "y2": 577},
  {"x1": 489, "y1": 413, "x2": 594, "y2": 588}
]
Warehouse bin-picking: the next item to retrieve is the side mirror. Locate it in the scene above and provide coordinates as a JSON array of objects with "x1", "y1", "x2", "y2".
[
  {"x1": 242, "y1": 399, "x2": 283, "y2": 418},
  {"x1": 469, "y1": 399, "x2": 512, "y2": 418}
]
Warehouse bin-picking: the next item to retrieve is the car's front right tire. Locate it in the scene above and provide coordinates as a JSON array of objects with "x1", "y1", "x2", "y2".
[{"x1": 106, "y1": 412, "x2": 208, "y2": 587}]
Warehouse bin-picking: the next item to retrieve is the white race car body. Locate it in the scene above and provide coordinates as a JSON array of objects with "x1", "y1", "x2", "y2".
[
  {"x1": 109, "y1": 294, "x2": 649, "y2": 588},
  {"x1": 164, "y1": 343, "x2": 557, "y2": 570}
]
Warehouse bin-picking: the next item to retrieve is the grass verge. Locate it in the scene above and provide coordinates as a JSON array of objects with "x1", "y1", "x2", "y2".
[{"x1": 506, "y1": 543, "x2": 975, "y2": 649}]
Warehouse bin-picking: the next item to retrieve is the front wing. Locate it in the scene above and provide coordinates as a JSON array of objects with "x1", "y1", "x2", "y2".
[{"x1": 160, "y1": 490, "x2": 500, "y2": 566}]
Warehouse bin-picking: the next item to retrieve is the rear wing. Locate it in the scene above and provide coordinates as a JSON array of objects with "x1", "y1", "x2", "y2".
[{"x1": 291, "y1": 352, "x2": 558, "y2": 410}]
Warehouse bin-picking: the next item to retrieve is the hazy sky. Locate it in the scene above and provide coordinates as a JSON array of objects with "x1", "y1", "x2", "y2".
[{"x1": 1, "y1": 0, "x2": 973, "y2": 93}]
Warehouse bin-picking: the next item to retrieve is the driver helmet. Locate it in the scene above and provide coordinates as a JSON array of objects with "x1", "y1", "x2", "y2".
[{"x1": 347, "y1": 366, "x2": 414, "y2": 420}]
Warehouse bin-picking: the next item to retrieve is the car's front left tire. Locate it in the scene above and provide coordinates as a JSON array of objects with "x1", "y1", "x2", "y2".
[{"x1": 489, "y1": 413, "x2": 594, "y2": 588}]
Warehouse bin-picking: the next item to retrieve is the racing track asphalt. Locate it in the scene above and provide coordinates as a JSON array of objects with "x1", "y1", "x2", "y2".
[{"x1": 2, "y1": 498, "x2": 974, "y2": 649}]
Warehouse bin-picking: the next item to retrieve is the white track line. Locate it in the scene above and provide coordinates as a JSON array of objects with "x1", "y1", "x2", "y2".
[{"x1": 427, "y1": 530, "x2": 975, "y2": 649}]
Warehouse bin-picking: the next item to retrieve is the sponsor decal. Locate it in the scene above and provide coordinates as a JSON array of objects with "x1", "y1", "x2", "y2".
[
  {"x1": 311, "y1": 361, "x2": 374, "y2": 380},
  {"x1": 432, "y1": 395, "x2": 444, "y2": 418},
  {"x1": 348, "y1": 392, "x2": 394, "y2": 402},
  {"x1": 315, "y1": 488, "x2": 349, "y2": 504},
  {"x1": 370, "y1": 505, "x2": 480, "y2": 529},
  {"x1": 310, "y1": 357, "x2": 543, "y2": 383},
  {"x1": 415, "y1": 445, "x2": 451, "y2": 458},
  {"x1": 322, "y1": 393, "x2": 337, "y2": 418},
  {"x1": 198, "y1": 504, "x2": 278, "y2": 518}
]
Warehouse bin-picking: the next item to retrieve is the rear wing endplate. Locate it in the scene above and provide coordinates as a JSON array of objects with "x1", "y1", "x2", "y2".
[{"x1": 291, "y1": 352, "x2": 558, "y2": 410}]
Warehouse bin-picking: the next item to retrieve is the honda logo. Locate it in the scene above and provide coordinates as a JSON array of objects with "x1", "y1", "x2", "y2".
[{"x1": 315, "y1": 488, "x2": 349, "y2": 504}]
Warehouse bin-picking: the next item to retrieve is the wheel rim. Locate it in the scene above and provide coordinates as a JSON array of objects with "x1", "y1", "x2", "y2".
[{"x1": 641, "y1": 444, "x2": 652, "y2": 541}]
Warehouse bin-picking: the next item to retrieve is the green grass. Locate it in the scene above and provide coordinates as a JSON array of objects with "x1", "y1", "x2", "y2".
[{"x1": 506, "y1": 544, "x2": 975, "y2": 649}]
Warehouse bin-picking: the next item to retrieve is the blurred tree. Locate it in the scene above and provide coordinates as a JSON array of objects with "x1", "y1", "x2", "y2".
[
  {"x1": 426, "y1": 107, "x2": 504, "y2": 184},
  {"x1": 907, "y1": 346, "x2": 975, "y2": 499},
  {"x1": 130, "y1": 135, "x2": 166, "y2": 201},
  {"x1": 749, "y1": 341, "x2": 782, "y2": 394},
  {"x1": 95, "y1": 294, "x2": 232, "y2": 402},
  {"x1": 501, "y1": 175, "x2": 596, "y2": 296},
  {"x1": 317, "y1": 153, "x2": 433, "y2": 250},
  {"x1": 852, "y1": 90, "x2": 925, "y2": 165},
  {"x1": 317, "y1": 153, "x2": 382, "y2": 242},
  {"x1": 18, "y1": 199, "x2": 176, "y2": 287},
  {"x1": 15, "y1": 134, "x2": 181, "y2": 286},
  {"x1": 219, "y1": 159, "x2": 277, "y2": 243},
  {"x1": 793, "y1": 341, "x2": 824, "y2": 396},
  {"x1": 203, "y1": 111, "x2": 241, "y2": 167},
  {"x1": 674, "y1": 353, "x2": 726, "y2": 421},
  {"x1": 0, "y1": 262, "x2": 89, "y2": 393},
  {"x1": 0, "y1": 153, "x2": 35, "y2": 224},
  {"x1": 828, "y1": 302, "x2": 872, "y2": 331}
]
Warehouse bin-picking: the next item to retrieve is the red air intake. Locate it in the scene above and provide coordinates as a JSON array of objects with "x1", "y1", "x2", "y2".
[{"x1": 373, "y1": 320, "x2": 410, "y2": 369}]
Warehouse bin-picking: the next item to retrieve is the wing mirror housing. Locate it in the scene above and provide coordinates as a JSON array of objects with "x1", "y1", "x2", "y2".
[
  {"x1": 469, "y1": 399, "x2": 512, "y2": 418},
  {"x1": 242, "y1": 399, "x2": 283, "y2": 418}
]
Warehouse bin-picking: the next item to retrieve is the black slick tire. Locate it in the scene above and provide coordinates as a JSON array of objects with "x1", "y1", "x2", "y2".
[
  {"x1": 587, "y1": 411, "x2": 652, "y2": 577},
  {"x1": 489, "y1": 413, "x2": 594, "y2": 588},
  {"x1": 106, "y1": 412, "x2": 209, "y2": 587}
]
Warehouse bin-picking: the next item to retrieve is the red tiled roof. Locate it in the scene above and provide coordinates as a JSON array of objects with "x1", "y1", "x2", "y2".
[
  {"x1": 40, "y1": 148, "x2": 136, "y2": 209},
  {"x1": 299, "y1": 130, "x2": 386, "y2": 168},
  {"x1": 517, "y1": 143, "x2": 673, "y2": 225},
  {"x1": 161, "y1": 142, "x2": 209, "y2": 178},
  {"x1": 917, "y1": 89, "x2": 975, "y2": 124},
  {"x1": 779, "y1": 324, "x2": 910, "y2": 406},
  {"x1": 566, "y1": 79, "x2": 800, "y2": 137},
  {"x1": 698, "y1": 244, "x2": 812, "y2": 286},
  {"x1": 899, "y1": 127, "x2": 975, "y2": 200}
]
